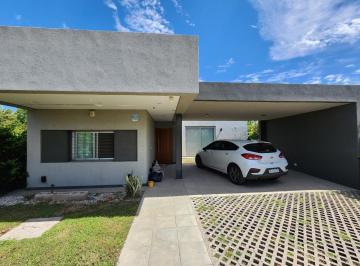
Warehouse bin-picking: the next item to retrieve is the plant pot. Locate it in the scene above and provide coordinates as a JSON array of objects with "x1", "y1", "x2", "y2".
[{"x1": 147, "y1": 180, "x2": 155, "y2": 188}]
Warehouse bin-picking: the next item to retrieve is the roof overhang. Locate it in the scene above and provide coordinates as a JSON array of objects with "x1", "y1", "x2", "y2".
[
  {"x1": 0, "y1": 92, "x2": 181, "y2": 121},
  {"x1": 183, "y1": 82, "x2": 360, "y2": 121}
]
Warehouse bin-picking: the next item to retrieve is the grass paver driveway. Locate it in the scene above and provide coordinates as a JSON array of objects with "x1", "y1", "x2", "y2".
[
  {"x1": 192, "y1": 191, "x2": 360, "y2": 266},
  {"x1": 0, "y1": 201, "x2": 139, "y2": 265}
]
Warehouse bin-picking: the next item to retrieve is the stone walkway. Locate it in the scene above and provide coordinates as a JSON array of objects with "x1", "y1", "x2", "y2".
[
  {"x1": 117, "y1": 166, "x2": 213, "y2": 266},
  {"x1": 0, "y1": 217, "x2": 62, "y2": 241}
]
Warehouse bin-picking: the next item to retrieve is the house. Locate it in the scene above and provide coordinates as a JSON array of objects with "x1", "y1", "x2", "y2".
[
  {"x1": 0, "y1": 26, "x2": 359, "y2": 189},
  {"x1": 182, "y1": 121, "x2": 248, "y2": 158}
]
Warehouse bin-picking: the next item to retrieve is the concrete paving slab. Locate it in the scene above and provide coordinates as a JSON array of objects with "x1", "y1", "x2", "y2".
[
  {"x1": 177, "y1": 226, "x2": 204, "y2": 243},
  {"x1": 179, "y1": 241, "x2": 213, "y2": 266},
  {"x1": 0, "y1": 217, "x2": 62, "y2": 241},
  {"x1": 176, "y1": 215, "x2": 198, "y2": 227},
  {"x1": 149, "y1": 239, "x2": 181, "y2": 266}
]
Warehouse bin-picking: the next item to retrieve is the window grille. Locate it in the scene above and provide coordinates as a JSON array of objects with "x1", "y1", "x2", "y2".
[{"x1": 72, "y1": 131, "x2": 114, "y2": 160}]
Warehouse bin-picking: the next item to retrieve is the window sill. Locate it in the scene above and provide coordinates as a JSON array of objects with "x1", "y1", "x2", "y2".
[{"x1": 71, "y1": 159, "x2": 115, "y2": 162}]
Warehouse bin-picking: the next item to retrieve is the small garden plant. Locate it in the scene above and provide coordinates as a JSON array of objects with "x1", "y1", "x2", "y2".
[{"x1": 125, "y1": 173, "x2": 142, "y2": 199}]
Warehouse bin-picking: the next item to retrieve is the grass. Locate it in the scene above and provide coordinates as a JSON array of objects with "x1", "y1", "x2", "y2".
[{"x1": 0, "y1": 201, "x2": 139, "y2": 265}]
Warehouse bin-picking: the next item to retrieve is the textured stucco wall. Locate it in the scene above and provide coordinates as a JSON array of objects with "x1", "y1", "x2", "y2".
[
  {"x1": 182, "y1": 121, "x2": 248, "y2": 156},
  {"x1": 27, "y1": 109, "x2": 153, "y2": 187},
  {"x1": 262, "y1": 104, "x2": 360, "y2": 189},
  {"x1": 198, "y1": 82, "x2": 360, "y2": 102},
  {"x1": 0, "y1": 27, "x2": 198, "y2": 94}
]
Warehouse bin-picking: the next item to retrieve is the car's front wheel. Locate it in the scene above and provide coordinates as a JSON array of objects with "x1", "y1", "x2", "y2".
[
  {"x1": 195, "y1": 155, "x2": 204, "y2": 168},
  {"x1": 228, "y1": 164, "x2": 246, "y2": 185}
]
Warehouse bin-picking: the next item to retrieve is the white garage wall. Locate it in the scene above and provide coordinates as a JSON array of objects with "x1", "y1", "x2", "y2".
[
  {"x1": 182, "y1": 121, "x2": 248, "y2": 157},
  {"x1": 27, "y1": 109, "x2": 154, "y2": 188}
]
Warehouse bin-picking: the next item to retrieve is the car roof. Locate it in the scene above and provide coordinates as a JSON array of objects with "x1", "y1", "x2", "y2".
[{"x1": 216, "y1": 139, "x2": 270, "y2": 146}]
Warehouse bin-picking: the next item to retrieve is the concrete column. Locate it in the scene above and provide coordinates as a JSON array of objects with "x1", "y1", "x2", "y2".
[
  {"x1": 175, "y1": 114, "x2": 183, "y2": 179},
  {"x1": 259, "y1": 120, "x2": 267, "y2": 141}
]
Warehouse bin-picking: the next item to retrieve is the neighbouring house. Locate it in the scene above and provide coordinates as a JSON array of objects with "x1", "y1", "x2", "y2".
[
  {"x1": 0, "y1": 26, "x2": 359, "y2": 189},
  {"x1": 182, "y1": 121, "x2": 248, "y2": 157}
]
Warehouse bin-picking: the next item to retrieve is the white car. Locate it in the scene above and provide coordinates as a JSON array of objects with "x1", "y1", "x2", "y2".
[{"x1": 195, "y1": 140, "x2": 288, "y2": 184}]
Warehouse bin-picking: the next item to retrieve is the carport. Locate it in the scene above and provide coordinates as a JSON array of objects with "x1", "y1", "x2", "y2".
[{"x1": 174, "y1": 82, "x2": 360, "y2": 190}]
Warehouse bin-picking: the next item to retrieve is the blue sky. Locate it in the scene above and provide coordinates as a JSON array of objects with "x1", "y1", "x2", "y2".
[{"x1": 0, "y1": 0, "x2": 359, "y2": 86}]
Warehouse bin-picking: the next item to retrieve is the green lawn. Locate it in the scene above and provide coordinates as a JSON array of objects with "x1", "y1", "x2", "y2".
[{"x1": 0, "y1": 201, "x2": 139, "y2": 265}]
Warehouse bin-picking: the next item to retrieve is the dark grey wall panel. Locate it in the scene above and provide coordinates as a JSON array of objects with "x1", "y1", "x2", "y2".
[
  {"x1": 41, "y1": 130, "x2": 71, "y2": 162},
  {"x1": 114, "y1": 130, "x2": 137, "y2": 161},
  {"x1": 262, "y1": 104, "x2": 360, "y2": 189}
]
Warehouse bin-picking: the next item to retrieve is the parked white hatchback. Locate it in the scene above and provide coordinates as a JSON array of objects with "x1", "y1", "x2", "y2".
[{"x1": 195, "y1": 140, "x2": 288, "y2": 184}]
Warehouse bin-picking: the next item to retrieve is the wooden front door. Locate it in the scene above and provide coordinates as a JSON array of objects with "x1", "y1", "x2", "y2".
[{"x1": 156, "y1": 128, "x2": 173, "y2": 164}]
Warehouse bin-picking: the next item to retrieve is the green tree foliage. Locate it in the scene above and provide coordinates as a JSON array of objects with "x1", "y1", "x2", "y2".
[
  {"x1": 0, "y1": 106, "x2": 27, "y2": 193},
  {"x1": 247, "y1": 121, "x2": 259, "y2": 140}
]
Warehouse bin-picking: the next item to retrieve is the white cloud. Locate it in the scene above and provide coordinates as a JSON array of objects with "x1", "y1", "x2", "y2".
[
  {"x1": 324, "y1": 74, "x2": 351, "y2": 84},
  {"x1": 104, "y1": 0, "x2": 129, "y2": 32},
  {"x1": 216, "y1": 58, "x2": 235, "y2": 73},
  {"x1": 250, "y1": 24, "x2": 257, "y2": 29},
  {"x1": 15, "y1": 14, "x2": 22, "y2": 21},
  {"x1": 234, "y1": 64, "x2": 318, "y2": 83},
  {"x1": 120, "y1": 0, "x2": 173, "y2": 34},
  {"x1": 306, "y1": 76, "x2": 322, "y2": 84},
  {"x1": 105, "y1": 0, "x2": 118, "y2": 11},
  {"x1": 171, "y1": 0, "x2": 195, "y2": 27},
  {"x1": 355, "y1": 69, "x2": 360, "y2": 74},
  {"x1": 345, "y1": 64, "x2": 356, "y2": 68},
  {"x1": 250, "y1": 0, "x2": 360, "y2": 60}
]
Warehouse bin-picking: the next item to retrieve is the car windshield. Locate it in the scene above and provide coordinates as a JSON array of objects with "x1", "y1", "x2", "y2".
[{"x1": 243, "y1": 143, "x2": 277, "y2": 153}]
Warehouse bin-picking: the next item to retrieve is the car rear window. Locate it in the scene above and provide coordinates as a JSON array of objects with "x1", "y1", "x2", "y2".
[{"x1": 243, "y1": 143, "x2": 277, "y2": 153}]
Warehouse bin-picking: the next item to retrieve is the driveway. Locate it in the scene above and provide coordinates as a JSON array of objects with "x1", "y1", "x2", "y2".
[
  {"x1": 118, "y1": 163, "x2": 359, "y2": 266},
  {"x1": 192, "y1": 191, "x2": 360, "y2": 266}
]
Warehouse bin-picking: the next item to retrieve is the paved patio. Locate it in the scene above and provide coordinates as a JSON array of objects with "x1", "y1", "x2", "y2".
[{"x1": 117, "y1": 163, "x2": 355, "y2": 266}]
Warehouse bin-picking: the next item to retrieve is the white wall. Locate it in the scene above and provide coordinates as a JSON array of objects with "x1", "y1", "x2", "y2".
[
  {"x1": 27, "y1": 109, "x2": 154, "y2": 188},
  {"x1": 182, "y1": 121, "x2": 248, "y2": 156}
]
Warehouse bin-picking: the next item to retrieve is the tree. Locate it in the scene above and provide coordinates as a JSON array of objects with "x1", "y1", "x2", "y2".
[
  {"x1": 247, "y1": 121, "x2": 259, "y2": 140},
  {"x1": 0, "y1": 106, "x2": 27, "y2": 193}
]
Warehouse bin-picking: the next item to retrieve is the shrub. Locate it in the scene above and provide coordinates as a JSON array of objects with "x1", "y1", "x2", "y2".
[
  {"x1": 247, "y1": 120, "x2": 259, "y2": 140},
  {"x1": 124, "y1": 174, "x2": 142, "y2": 199},
  {"x1": 0, "y1": 107, "x2": 27, "y2": 194}
]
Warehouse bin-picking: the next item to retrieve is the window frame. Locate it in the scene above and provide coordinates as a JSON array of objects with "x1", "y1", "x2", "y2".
[{"x1": 72, "y1": 131, "x2": 115, "y2": 161}]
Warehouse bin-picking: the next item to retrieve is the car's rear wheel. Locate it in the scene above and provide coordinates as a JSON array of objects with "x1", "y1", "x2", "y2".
[
  {"x1": 228, "y1": 164, "x2": 246, "y2": 185},
  {"x1": 195, "y1": 155, "x2": 203, "y2": 168}
]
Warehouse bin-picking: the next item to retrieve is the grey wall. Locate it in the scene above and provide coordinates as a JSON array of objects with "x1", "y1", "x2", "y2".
[
  {"x1": 27, "y1": 109, "x2": 154, "y2": 187},
  {"x1": 0, "y1": 27, "x2": 198, "y2": 95},
  {"x1": 198, "y1": 82, "x2": 360, "y2": 102},
  {"x1": 262, "y1": 104, "x2": 360, "y2": 189}
]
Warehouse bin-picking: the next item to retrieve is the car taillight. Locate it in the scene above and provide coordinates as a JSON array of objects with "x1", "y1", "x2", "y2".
[
  {"x1": 279, "y1": 151, "x2": 285, "y2": 158},
  {"x1": 241, "y1": 153, "x2": 262, "y2": 160}
]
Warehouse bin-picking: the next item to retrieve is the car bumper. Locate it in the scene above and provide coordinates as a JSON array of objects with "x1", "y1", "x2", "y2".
[{"x1": 246, "y1": 167, "x2": 288, "y2": 179}]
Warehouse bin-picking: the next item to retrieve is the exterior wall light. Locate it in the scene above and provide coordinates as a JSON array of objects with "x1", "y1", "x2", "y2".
[
  {"x1": 131, "y1": 113, "x2": 140, "y2": 122},
  {"x1": 89, "y1": 110, "x2": 96, "y2": 118}
]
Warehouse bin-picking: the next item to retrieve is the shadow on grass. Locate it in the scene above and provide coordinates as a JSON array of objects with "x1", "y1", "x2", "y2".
[{"x1": 0, "y1": 200, "x2": 140, "y2": 225}]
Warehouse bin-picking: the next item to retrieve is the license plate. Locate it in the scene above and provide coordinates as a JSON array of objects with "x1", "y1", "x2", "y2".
[{"x1": 269, "y1": 168, "x2": 280, "y2": 174}]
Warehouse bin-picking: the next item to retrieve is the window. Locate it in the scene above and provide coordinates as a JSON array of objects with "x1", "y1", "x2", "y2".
[
  {"x1": 72, "y1": 131, "x2": 114, "y2": 160},
  {"x1": 185, "y1": 127, "x2": 215, "y2": 156},
  {"x1": 204, "y1": 141, "x2": 223, "y2": 150},
  {"x1": 223, "y1": 141, "x2": 239, "y2": 151},
  {"x1": 243, "y1": 143, "x2": 277, "y2": 153}
]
